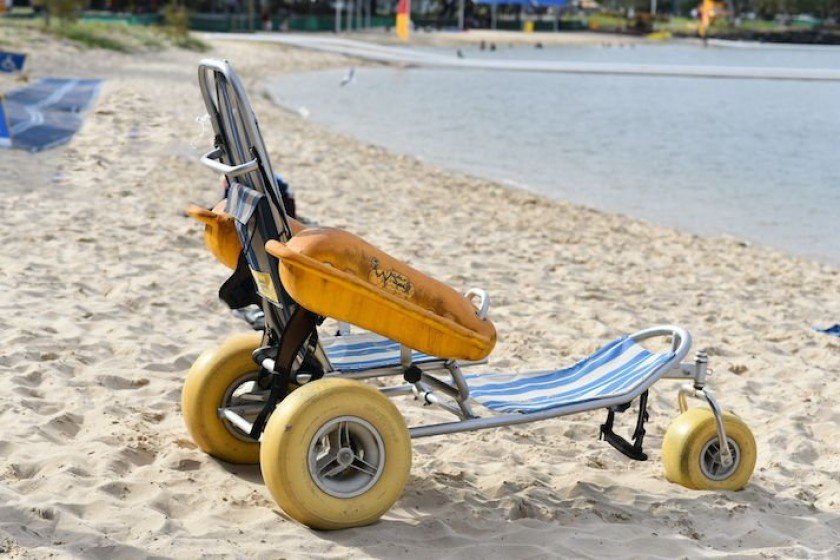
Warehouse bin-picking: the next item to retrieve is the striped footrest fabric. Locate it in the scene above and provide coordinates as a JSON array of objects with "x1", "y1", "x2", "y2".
[
  {"x1": 322, "y1": 332, "x2": 440, "y2": 372},
  {"x1": 466, "y1": 337, "x2": 675, "y2": 414}
]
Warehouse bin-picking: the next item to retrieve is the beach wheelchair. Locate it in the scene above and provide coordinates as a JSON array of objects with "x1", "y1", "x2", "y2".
[{"x1": 182, "y1": 59, "x2": 757, "y2": 530}]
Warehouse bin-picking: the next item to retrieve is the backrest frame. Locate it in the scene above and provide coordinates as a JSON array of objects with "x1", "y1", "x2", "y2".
[{"x1": 197, "y1": 59, "x2": 331, "y2": 371}]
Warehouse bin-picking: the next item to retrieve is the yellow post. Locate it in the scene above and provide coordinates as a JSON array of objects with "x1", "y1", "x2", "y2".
[
  {"x1": 699, "y1": 0, "x2": 714, "y2": 38},
  {"x1": 396, "y1": 0, "x2": 410, "y2": 41},
  {"x1": 524, "y1": 20, "x2": 534, "y2": 33}
]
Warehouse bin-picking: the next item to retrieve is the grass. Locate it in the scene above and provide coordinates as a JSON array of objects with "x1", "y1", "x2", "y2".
[
  {"x1": 656, "y1": 16, "x2": 703, "y2": 33},
  {"x1": 56, "y1": 21, "x2": 156, "y2": 52},
  {"x1": 170, "y1": 34, "x2": 209, "y2": 51},
  {"x1": 0, "y1": 17, "x2": 208, "y2": 53},
  {"x1": 585, "y1": 13, "x2": 627, "y2": 32}
]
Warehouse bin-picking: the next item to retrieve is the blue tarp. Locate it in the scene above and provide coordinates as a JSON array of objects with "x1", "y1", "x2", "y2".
[
  {"x1": 0, "y1": 78, "x2": 102, "y2": 152},
  {"x1": 0, "y1": 98, "x2": 11, "y2": 148},
  {"x1": 815, "y1": 324, "x2": 840, "y2": 337},
  {"x1": 0, "y1": 51, "x2": 27, "y2": 73}
]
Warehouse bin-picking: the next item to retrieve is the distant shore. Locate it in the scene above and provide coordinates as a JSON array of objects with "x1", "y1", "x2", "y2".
[
  {"x1": 356, "y1": 28, "x2": 652, "y2": 47},
  {"x1": 346, "y1": 26, "x2": 840, "y2": 49},
  {"x1": 672, "y1": 27, "x2": 840, "y2": 45}
]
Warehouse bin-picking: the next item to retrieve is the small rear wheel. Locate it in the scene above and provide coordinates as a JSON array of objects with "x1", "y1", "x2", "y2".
[
  {"x1": 662, "y1": 408, "x2": 756, "y2": 491},
  {"x1": 260, "y1": 378, "x2": 411, "y2": 530},
  {"x1": 182, "y1": 332, "x2": 264, "y2": 464}
]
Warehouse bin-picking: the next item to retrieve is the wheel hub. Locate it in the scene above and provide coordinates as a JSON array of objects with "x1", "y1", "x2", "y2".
[
  {"x1": 308, "y1": 416, "x2": 385, "y2": 499},
  {"x1": 700, "y1": 437, "x2": 741, "y2": 481},
  {"x1": 336, "y1": 447, "x2": 355, "y2": 467}
]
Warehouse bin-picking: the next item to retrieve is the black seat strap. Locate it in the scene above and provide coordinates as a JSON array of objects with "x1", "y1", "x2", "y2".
[
  {"x1": 219, "y1": 253, "x2": 260, "y2": 310},
  {"x1": 249, "y1": 306, "x2": 320, "y2": 439}
]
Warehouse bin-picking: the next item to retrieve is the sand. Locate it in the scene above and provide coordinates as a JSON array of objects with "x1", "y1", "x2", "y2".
[{"x1": 0, "y1": 31, "x2": 838, "y2": 559}]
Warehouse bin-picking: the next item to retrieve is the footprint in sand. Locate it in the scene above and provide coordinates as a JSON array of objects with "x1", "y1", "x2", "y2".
[
  {"x1": 21, "y1": 399, "x2": 63, "y2": 416},
  {"x1": 11, "y1": 370, "x2": 43, "y2": 388},
  {"x1": 2, "y1": 461, "x2": 40, "y2": 481},
  {"x1": 170, "y1": 458, "x2": 201, "y2": 472},
  {"x1": 140, "y1": 411, "x2": 166, "y2": 423},
  {"x1": 142, "y1": 354, "x2": 194, "y2": 372},
  {"x1": 504, "y1": 494, "x2": 557, "y2": 522},
  {"x1": 173, "y1": 439, "x2": 197, "y2": 450},
  {"x1": 118, "y1": 445, "x2": 157, "y2": 468},
  {"x1": 95, "y1": 375, "x2": 150, "y2": 390},
  {"x1": 39, "y1": 412, "x2": 83, "y2": 441},
  {"x1": 98, "y1": 480, "x2": 156, "y2": 503},
  {"x1": 12, "y1": 386, "x2": 44, "y2": 399}
]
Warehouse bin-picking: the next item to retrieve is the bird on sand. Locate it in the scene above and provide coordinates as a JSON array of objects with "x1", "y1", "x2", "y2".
[{"x1": 340, "y1": 67, "x2": 356, "y2": 87}]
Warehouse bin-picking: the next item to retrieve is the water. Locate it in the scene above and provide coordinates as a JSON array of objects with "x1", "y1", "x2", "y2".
[{"x1": 269, "y1": 43, "x2": 840, "y2": 265}]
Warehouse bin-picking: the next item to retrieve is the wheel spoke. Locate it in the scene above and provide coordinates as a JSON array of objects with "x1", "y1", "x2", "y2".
[
  {"x1": 219, "y1": 372, "x2": 266, "y2": 441},
  {"x1": 317, "y1": 455, "x2": 344, "y2": 478},
  {"x1": 327, "y1": 430, "x2": 340, "y2": 453},
  {"x1": 339, "y1": 421, "x2": 351, "y2": 449},
  {"x1": 350, "y1": 456, "x2": 378, "y2": 477},
  {"x1": 236, "y1": 392, "x2": 269, "y2": 403},
  {"x1": 221, "y1": 404, "x2": 265, "y2": 415}
]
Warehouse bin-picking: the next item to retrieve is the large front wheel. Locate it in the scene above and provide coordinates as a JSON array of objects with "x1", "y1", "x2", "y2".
[
  {"x1": 182, "y1": 332, "x2": 264, "y2": 464},
  {"x1": 260, "y1": 378, "x2": 412, "y2": 530}
]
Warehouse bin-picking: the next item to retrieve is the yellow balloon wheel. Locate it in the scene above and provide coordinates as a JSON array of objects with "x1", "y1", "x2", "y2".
[
  {"x1": 182, "y1": 332, "x2": 264, "y2": 464},
  {"x1": 260, "y1": 378, "x2": 412, "y2": 530},
  {"x1": 662, "y1": 408, "x2": 756, "y2": 491}
]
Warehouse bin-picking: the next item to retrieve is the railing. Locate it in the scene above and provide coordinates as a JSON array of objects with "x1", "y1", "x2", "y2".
[{"x1": 189, "y1": 13, "x2": 393, "y2": 32}]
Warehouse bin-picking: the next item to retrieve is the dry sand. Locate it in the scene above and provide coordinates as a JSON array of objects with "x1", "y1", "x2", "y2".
[{"x1": 0, "y1": 31, "x2": 838, "y2": 559}]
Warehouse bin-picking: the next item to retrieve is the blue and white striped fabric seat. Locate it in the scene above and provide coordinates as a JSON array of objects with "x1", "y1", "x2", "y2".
[
  {"x1": 465, "y1": 337, "x2": 675, "y2": 414},
  {"x1": 322, "y1": 332, "x2": 440, "y2": 372}
]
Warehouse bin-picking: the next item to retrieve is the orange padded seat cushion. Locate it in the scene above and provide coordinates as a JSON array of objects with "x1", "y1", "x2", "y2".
[{"x1": 266, "y1": 228, "x2": 496, "y2": 362}]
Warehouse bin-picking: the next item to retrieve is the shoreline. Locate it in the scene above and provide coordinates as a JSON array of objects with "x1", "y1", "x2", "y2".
[
  {"x1": 322, "y1": 28, "x2": 840, "y2": 48},
  {"x1": 353, "y1": 28, "x2": 653, "y2": 47},
  {"x1": 211, "y1": 32, "x2": 840, "y2": 82},
  {"x1": 270, "y1": 87, "x2": 837, "y2": 270},
  {"x1": 0, "y1": 32, "x2": 838, "y2": 559},
  {"x1": 264, "y1": 59, "x2": 839, "y2": 269}
]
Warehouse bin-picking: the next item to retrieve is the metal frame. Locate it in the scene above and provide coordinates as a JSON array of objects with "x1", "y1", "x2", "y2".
[
  {"x1": 197, "y1": 59, "x2": 734, "y2": 464},
  {"x1": 219, "y1": 321, "x2": 732, "y2": 464},
  {"x1": 402, "y1": 325, "x2": 695, "y2": 438}
]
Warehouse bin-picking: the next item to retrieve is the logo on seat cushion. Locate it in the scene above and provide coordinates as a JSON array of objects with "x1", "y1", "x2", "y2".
[{"x1": 369, "y1": 257, "x2": 414, "y2": 299}]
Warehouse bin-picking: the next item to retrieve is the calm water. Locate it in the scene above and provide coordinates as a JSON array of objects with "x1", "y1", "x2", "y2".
[{"x1": 269, "y1": 43, "x2": 840, "y2": 264}]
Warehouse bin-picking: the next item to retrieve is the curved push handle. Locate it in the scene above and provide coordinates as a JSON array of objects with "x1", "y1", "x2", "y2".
[
  {"x1": 200, "y1": 147, "x2": 259, "y2": 177},
  {"x1": 465, "y1": 288, "x2": 491, "y2": 320},
  {"x1": 628, "y1": 325, "x2": 693, "y2": 363}
]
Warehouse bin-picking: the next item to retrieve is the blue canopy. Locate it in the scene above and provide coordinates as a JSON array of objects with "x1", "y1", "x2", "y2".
[{"x1": 474, "y1": 0, "x2": 568, "y2": 5}]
